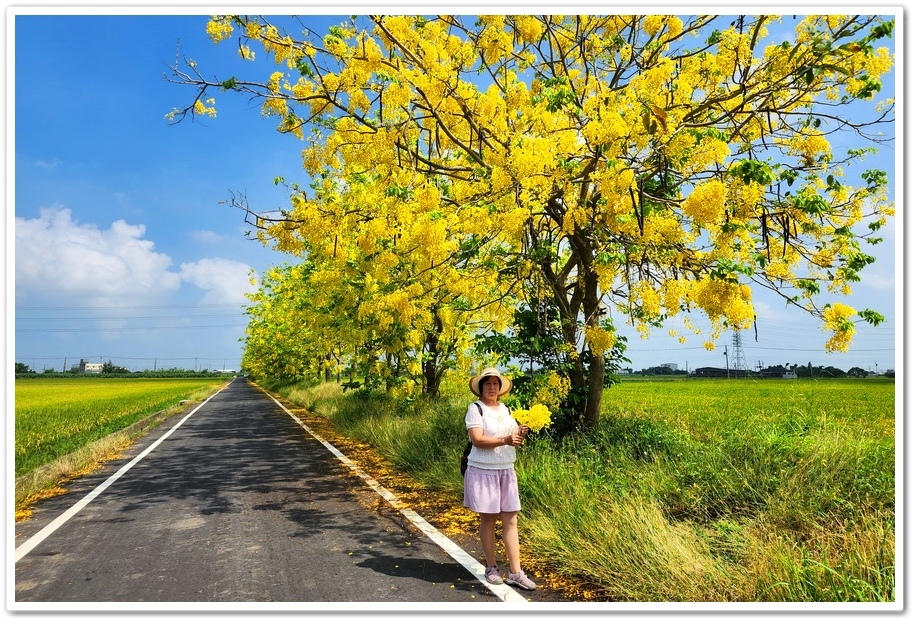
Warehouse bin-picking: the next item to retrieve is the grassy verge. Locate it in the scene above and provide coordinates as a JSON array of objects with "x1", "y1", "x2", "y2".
[{"x1": 262, "y1": 375, "x2": 896, "y2": 602}]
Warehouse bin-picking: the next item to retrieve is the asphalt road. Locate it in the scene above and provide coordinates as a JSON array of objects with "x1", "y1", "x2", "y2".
[{"x1": 13, "y1": 378, "x2": 538, "y2": 607}]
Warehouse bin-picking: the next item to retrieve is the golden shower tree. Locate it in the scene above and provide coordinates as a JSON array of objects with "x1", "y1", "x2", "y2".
[{"x1": 171, "y1": 14, "x2": 894, "y2": 427}]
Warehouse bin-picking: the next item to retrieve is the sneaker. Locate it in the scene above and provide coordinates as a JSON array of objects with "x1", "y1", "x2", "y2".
[
  {"x1": 505, "y1": 570, "x2": 537, "y2": 591},
  {"x1": 484, "y1": 565, "x2": 503, "y2": 584}
]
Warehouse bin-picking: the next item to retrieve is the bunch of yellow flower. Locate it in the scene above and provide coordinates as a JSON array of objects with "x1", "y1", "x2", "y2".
[
  {"x1": 513, "y1": 403, "x2": 553, "y2": 432},
  {"x1": 822, "y1": 302, "x2": 857, "y2": 352},
  {"x1": 533, "y1": 371, "x2": 569, "y2": 410}
]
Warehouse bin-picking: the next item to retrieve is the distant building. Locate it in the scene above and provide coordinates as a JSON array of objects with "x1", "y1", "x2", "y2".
[
  {"x1": 693, "y1": 366, "x2": 730, "y2": 378},
  {"x1": 660, "y1": 362, "x2": 679, "y2": 371},
  {"x1": 759, "y1": 365, "x2": 798, "y2": 379},
  {"x1": 75, "y1": 359, "x2": 103, "y2": 374}
]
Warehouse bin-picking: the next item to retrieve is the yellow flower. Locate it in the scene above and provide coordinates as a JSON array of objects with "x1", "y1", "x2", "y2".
[
  {"x1": 514, "y1": 404, "x2": 553, "y2": 432},
  {"x1": 193, "y1": 98, "x2": 217, "y2": 117},
  {"x1": 822, "y1": 302, "x2": 857, "y2": 352},
  {"x1": 643, "y1": 15, "x2": 665, "y2": 37},
  {"x1": 514, "y1": 16, "x2": 544, "y2": 43},
  {"x1": 267, "y1": 71, "x2": 284, "y2": 94},
  {"x1": 584, "y1": 324, "x2": 617, "y2": 355},
  {"x1": 682, "y1": 180, "x2": 726, "y2": 225},
  {"x1": 206, "y1": 16, "x2": 234, "y2": 44}
]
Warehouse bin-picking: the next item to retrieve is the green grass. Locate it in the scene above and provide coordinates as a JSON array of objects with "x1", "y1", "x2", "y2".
[
  {"x1": 15, "y1": 377, "x2": 224, "y2": 478},
  {"x1": 267, "y1": 375, "x2": 896, "y2": 602}
]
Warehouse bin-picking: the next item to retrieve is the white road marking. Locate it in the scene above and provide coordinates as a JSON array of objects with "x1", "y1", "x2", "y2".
[
  {"x1": 14, "y1": 385, "x2": 227, "y2": 563},
  {"x1": 264, "y1": 391, "x2": 530, "y2": 603}
]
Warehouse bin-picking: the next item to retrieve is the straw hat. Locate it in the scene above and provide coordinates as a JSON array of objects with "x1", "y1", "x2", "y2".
[{"x1": 469, "y1": 367, "x2": 513, "y2": 397}]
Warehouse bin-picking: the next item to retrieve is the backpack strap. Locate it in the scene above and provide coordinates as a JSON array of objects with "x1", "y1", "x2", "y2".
[{"x1": 474, "y1": 401, "x2": 511, "y2": 416}]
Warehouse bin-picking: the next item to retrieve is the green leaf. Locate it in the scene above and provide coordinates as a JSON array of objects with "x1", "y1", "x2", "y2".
[{"x1": 858, "y1": 309, "x2": 886, "y2": 326}]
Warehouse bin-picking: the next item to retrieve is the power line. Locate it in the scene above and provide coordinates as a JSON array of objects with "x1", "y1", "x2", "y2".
[
  {"x1": 15, "y1": 324, "x2": 247, "y2": 333},
  {"x1": 17, "y1": 314, "x2": 245, "y2": 321},
  {"x1": 17, "y1": 355, "x2": 240, "y2": 362},
  {"x1": 15, "y1": 304, "x2": 246, "y2": 310}
]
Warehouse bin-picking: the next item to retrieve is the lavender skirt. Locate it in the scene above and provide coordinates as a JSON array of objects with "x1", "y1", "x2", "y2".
[{"x1": 463, "y1": 466, "x2": 521, "y2": 514}]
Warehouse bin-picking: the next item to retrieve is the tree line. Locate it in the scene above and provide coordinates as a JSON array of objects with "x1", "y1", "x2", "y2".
[
  {"x1": 634, "y1": 363, "x2": 893, "y2": 378},
  {"x1": 14, "y1": 362, "x2": 238, "y2": 378}
]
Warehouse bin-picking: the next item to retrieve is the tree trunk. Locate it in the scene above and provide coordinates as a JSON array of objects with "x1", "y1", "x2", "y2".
[
  {"x1": 582, "y1": 269, "x2": 605, "y2": 428},
  {"x1": 423, "y1": 315, "x2": 444, "y2": 398},
  {"x1": 424, "y1": 359, "x2": 442, "y2": 398},
  {"x1": 584, "y1": 348, "x2": 605, "y2": 428},
  {"x1": 534, "y1": 201, "x2": 607, "y2": 429}
]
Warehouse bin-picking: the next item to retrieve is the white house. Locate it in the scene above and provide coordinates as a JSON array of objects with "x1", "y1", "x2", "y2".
[{"x1": 77, "y1": 359, "x2": 103, "y2": 374}]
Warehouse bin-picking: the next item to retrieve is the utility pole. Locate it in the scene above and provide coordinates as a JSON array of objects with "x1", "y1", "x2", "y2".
[{"x1": 724, "y1": 346, "x2": 729, "y2": 379}]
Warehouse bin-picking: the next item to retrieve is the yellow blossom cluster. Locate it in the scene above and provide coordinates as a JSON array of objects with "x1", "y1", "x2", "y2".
[
  {"x1": 661, "y1": 279, "x2": 691, "y2": 316},
  {"x1": 206, "y1": 16, "x2": 234, "y2": 43},
  {"x1": 727, "y1": 179, "x2": 766, "y2": 220},
  {"x1": 245, "y1": 20, "x2": 262, "y2": 40},
  {"x1": 643, "y1": 15, "x2": 666, "y2": 37},
  {"x1": 776, "y1": 132, "x2": 833, "y2": 167},
  {"x1": 267, "y1": 71, "x2": 284, "y2": 94},
  {"x1": 513, "y1": 404, "x2": 553, "y2": 432},
  {"x1": 261, "y1": 96, "x2": 288, "y2": 119},
  {"x1": 822, "y1": 302, "x2": 857, "y2": 352},
  {"x1": 714, "y1": 28, "x2": 755, "y2": 81},
  {"x1": 690, "y1": 277, "x2": 755, "y2": 336},
  {"x1": 584, "y1": 324, "x2": 617, "y2": 355},
  {"x1": 632, "y1": 280, "x2": 663, "y2": 319},
  {"x1": 512, "y1": 15, "x2": 544, "y2": 44},
  {"x1": 478, "y1": 16, "x2": 514, "y2": 65},
  {"x1": 193, "y1": 98, "x2": 217, "y2": 117},
  {"x1": 532, "y1": 372, "x2": 570, "y2": 411},
  {"x1": 682, "y1": 180, "x2": 727, "y2": 226}
]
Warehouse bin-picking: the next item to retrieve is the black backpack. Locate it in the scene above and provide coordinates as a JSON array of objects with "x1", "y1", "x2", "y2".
[
  {"x1": 460, "y1": 440, "x2": 473, "y2": 477},
  {"x1": 460, "y1": 402, "x2": 483, "y2": 477}
]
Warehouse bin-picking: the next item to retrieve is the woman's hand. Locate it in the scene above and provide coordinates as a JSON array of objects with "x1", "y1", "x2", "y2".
[{"x1": 504, "y1": 427, "x2": 526, "y2": 446}]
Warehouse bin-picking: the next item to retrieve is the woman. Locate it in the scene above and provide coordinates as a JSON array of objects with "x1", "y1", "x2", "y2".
[{"x1": 463, "y1": 367, "x2": 537, "y2": 591}]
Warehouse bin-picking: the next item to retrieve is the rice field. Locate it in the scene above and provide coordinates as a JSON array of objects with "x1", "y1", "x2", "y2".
[
  {"x1": 14, "y1": 377, "x2": 224, "y2": 478},
  {"x1": 271, "y1": 375, "x2": 897, "y2": 601}
]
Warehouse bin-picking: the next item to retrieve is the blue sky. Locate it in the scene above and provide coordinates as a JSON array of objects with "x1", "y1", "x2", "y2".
[{"x1": 8, "y1": 8, "x2": 901, "y2": 375}]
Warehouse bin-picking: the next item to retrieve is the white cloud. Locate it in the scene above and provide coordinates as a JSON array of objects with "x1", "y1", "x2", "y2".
[
  {"x1": 179, "y1": 257, "x2": 257, "y2": 306},
  {"x1": 15, "y1": 206, "x2": 181, "y2": 307},
  {"x1": 15, "y1": 207, "x2": 260, "y2": 315},
  {"x1": 34, "y1": 158, "x2": 61, "y2": 169}
]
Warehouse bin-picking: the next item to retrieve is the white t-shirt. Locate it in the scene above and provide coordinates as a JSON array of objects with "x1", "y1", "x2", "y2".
[{"x1": 465, "y1": 400, "x2": 518, "y2": 470}]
